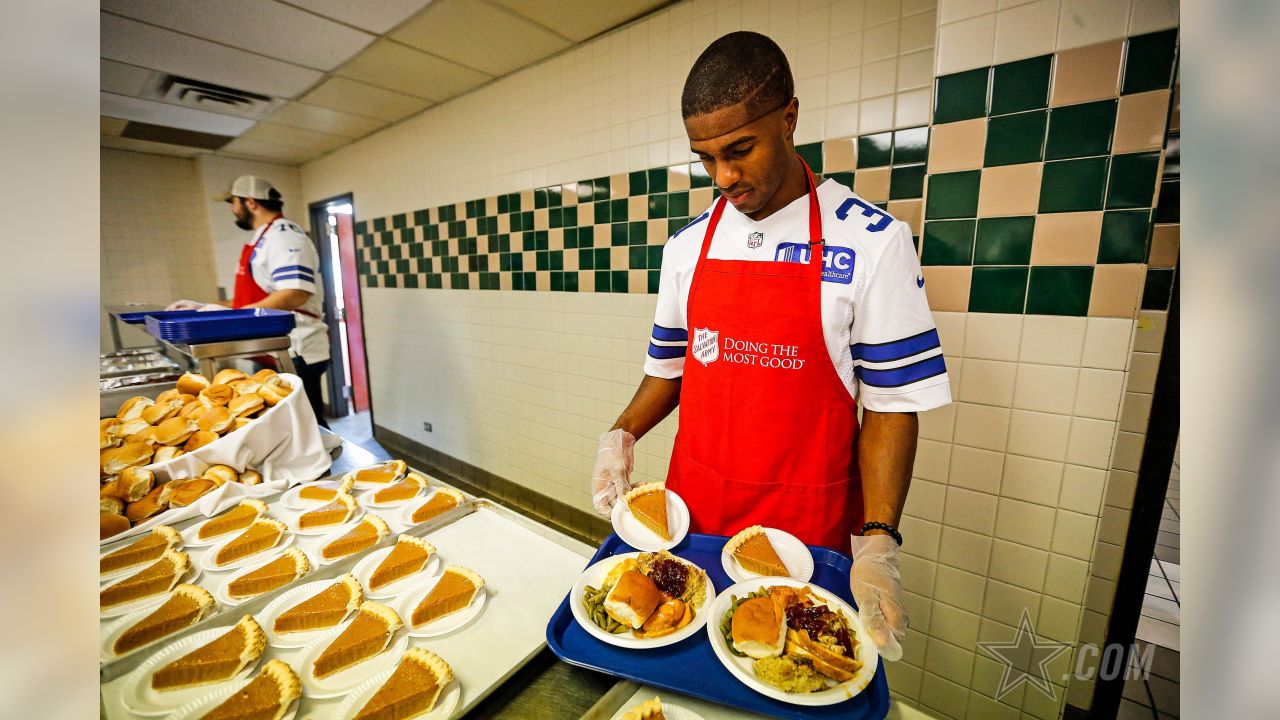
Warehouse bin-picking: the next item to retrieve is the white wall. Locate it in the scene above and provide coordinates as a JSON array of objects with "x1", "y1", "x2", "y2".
[{"x1": 100, "y1": 148, "x2": 219, "y2": 351}]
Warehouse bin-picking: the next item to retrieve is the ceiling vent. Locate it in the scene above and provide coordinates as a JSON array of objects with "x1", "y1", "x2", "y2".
[{"x1": 152, "y1": 75, "x2": 279, "y2": 119}]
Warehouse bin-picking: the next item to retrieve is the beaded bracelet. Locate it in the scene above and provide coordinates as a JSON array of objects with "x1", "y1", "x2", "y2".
[{"x1": 860, "y1": 521, "x2": 903, "y2": 546}]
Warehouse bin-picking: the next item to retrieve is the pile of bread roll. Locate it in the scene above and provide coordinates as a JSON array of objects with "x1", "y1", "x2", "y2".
[
  {"x1": 99, "y1": 368, "x2": 293, "y2": 474},
  {"x1": 99, "y1": 367, "x2": 290, "y2": 540},
  {"x1": 100, "y1": 464, "x2": 263, "y2": 539}
]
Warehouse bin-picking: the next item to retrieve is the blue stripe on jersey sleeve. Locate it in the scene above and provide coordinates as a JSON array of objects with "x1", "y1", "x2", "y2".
[
  {"x1": 851, "y1": 329, "x2": 941, "y2": 363},
  {"x1": 647, "y1": 343, "x2": 687, "y2": 360},
  {"x1": 272, "y1": 272, "x2": 316, "y2": 283},
  {"x1": 651, "y1": 324, "x2": 689, "y2": 342},
  {"x1": 671, "y1": 211, "x2": 710, "y2": 239},
  {"x1": 854, "y1": 355, "x2": 947, "y2": 388},
  {"x1": 273, "y1": 265, "x2": 314, "y2": 277}
]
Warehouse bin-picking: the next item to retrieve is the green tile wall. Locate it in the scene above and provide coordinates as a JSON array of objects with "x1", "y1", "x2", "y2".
[{"x1": 357, "y1": 31, "x2": 1176, "y2": 319}]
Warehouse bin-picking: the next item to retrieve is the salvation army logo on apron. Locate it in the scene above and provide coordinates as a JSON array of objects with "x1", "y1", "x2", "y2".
[{"x1": 691, "y1": 327, "x2": 719, "y2": 366}]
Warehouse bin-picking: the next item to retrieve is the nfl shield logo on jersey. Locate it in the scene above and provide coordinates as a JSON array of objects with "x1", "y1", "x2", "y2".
[
  {"x1": 691, "y1": 327, "x2": 720, "y2": 366},
  {"x1": 747, "y1": 231, "x2": 764, "y2": 249}
]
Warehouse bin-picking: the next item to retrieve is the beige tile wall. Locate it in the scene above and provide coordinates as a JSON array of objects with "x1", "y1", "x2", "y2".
[
  {"x1": 100, "y1": 149, "x2": 219, "y2": 352},
  {"x1": 295, "y1": 1, "x2": 1179, "y2": 718}
]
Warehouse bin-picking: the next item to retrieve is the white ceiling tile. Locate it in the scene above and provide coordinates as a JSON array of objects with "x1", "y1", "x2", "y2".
[
  {"x1": 299, "y1": 77, "x2": 433, "y2": 122},
  {"x1": 286, "y1": 0, "x2": 435, "y2": 35},
  {"x1": 266, "y1": 102, "x2": 388, "y2": 138},
  {"x1": 101, "y1": 59, "x2": 154, "y2": 96},
  {"x1": 219, "y1": 137, "x2": 320, "y2": 165},
  {"x1": 102, "y1": 0, "x2": 375, "y2": 72},
  {"x1": 392, "y1": 0, "x2": 571, "y2": 76},
  {"x1": 101, "y1": 134, "x2": 209, "y2": 158},
  {"x1": 236, "y1": 121, "x2": 349, "y2": 152},
  {"x1": 492, "y1": 0, "x2": 670, "y2": 42},
  {"x1": 101, "y1": 13, "x2": 323, "y2": 98},
  {"x1": 101, "y1": 92, "x2": 257, "y2": 136},
  {"x1": 100, "y1": 116, "x2": 129, "y2": 136},
  {"x1": 334, "y1": 39, "x2": 491, "y2": 102}
]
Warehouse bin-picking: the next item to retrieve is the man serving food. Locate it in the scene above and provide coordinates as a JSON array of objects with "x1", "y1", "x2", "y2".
[{"x1": 590, "y1": 32, "x2": 951, "y2": 662}]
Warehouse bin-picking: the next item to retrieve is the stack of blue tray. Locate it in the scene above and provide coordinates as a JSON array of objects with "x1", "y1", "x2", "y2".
[
  {"x1": 546, "y1": 532, "x2": 890, "y2": 719},
  {"x1": 142, "y1": 308, "x2": 296, "y2": 344}
]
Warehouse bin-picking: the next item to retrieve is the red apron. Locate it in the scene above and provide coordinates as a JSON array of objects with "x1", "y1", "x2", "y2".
[
  {"x1": 665, "y1": 159, "x2": 861, "y2": 550},
  {"x1": 231, "y1": 215, "x2": 281, "y2": 309}
]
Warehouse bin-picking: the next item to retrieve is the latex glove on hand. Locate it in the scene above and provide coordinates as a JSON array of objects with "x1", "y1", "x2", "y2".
[
  {"x1": 591, "y1": 428, "x2": 635, "y2": 515},
  {"x1": 850, "y1": 533, "x2": 908, "y2": 661},
  {"x1": 196, "y1": 303, "x2": 229, "y2": 312},
  {"x1": 166, "y1": 299, "x2": 202, "y2": 311}
]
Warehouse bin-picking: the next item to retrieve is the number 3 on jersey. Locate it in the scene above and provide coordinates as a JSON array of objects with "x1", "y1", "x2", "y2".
[{"x1": 835, "y1": 197, "x2": 892, "y2": 232}]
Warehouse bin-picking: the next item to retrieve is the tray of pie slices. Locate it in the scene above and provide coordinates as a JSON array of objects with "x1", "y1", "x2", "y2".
[{"x1": 546, "y1": 532, "x2": 890, "y2": 720}]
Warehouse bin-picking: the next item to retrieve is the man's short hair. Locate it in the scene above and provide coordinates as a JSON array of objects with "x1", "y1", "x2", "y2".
[{"x1": 681, "y1": 31, "x2": 794, "y2": 120}]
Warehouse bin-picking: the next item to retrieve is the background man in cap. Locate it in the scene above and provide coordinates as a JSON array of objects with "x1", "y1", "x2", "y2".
[{"x1": 169, "y1": 175, "x2": 331, "y2": 427}]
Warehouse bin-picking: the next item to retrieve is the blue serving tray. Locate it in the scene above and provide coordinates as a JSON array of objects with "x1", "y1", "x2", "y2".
[
  {"x1": 144, "y1": 308, "x2": 296, "y2": 344},
  {"x1": 116, "y1": 309, "x2": 172, "y2": 324},
  {"x1": 546, "y1": 532, "x2": 890, "y2": 720}
]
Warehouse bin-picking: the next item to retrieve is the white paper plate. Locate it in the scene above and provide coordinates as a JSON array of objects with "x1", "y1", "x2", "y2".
[
  {"x1": 100, "y1": 593, "x2": 216, "y2": 663},
  {"x1": 119, "y1": 625, "x2": 263, "y2": 716},
  {"x1": 283, "y1": 505, "x2": 365, "y2": 536},
  {"x1": 705, "y1": 577, "x2": 879, "y2": 706},
  {"x1": 180, "y1": 511, "x2": 268, "y2": 547},
  {"x1": 258, "y1": 578, "x2": 358, "y2": 648},
  {"x1": 720, "y1": 527, "x2": 815, "y2": 584},
  {"x1": 198, "y1": 531, "x2": 294, "y2": 572},
  {"x1": 281, "y1": 479, "x2": 353, "y2": 510},
  {"x1": 311, "y1": 521, "x2": 386, "y2": 566},
  {"x1": 397, "y1": 577, "x2": 487, "y2": 638},
  {"x1": 569, "y1": 551, "x2": 714, "y2": 650},
  {"x1": 166, "y1": 679, "x2": 299, "y2": 720},
  {"x1": 298, "y1": 627, "x2": 409, "y2": 697},
  {"x1": 610, "y1": 488, "x2": 690, "y2": 552},
  {"x1": 213, "y1": 549, "x2": 317, "y2": 607},
  {"x1": 100, "y1": 565, "x2": 201, "y2": 619},
  {"x1": 331, "y1": 667, "x2": 460, "y2": 720},
  {"x1": 351, "y1": 545, "x2": 441, "y2": 599},
  {"x1": 609, "y1": 701, "x2": 706, "y2": 720}
]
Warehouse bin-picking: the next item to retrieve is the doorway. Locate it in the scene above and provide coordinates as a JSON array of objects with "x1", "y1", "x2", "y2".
[{"x1": 309, "y1": 194, "x2": 370, "y2": 420}]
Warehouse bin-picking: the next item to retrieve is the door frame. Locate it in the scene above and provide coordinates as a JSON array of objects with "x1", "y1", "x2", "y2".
[{"x1": 307, "y1": 193, "x2": 371, "y2": 423}]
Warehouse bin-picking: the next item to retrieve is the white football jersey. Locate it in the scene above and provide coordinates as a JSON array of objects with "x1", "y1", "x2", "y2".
[
  {"x1": 644, "y1": 179, "x2": 951, "y2": 413},
  {"x1": 247, "y1": 217, "x2": 329, "y2": 364}
]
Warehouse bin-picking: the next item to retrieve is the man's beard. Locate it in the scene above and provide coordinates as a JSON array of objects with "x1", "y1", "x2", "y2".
[{"x1": 233, "y1": 210, "x2": 253, "y2": 230}]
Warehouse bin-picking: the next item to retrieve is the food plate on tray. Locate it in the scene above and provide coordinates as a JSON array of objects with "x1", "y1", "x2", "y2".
[
  {"x1": 330, "y1": 651, "x2": 459, "y2": 720},
  {"x1": 397, "y1": 567, "x2": 487, "y2": 638},
  {"x1": 100, "y1": 564, "x2": 202, "y2": 619},
  {"x1": 118, "y1": 621, "x2": 265, "y2": 716},
  {"x1": 213, "y1": 548, "x2": 316, "y2": 607},
  {"x1": 610, "y1": 483, "x2": 690, "y2": 552},
  {"x1": 197, "y1": 528, "x2": 294, "y2": 572},
  {"x1": 706, "y1": 577, "x2": 878, "y2": 706},
  {"x1": 721, "y1": 526, "x2": 815, "y2": 583},
  {"x1": 352, "y1": 540, "x2": 442, "y2": 599},
  {"x1": 280, "y1": 477, "x2": 358, "y2": 510},
  {"x1": 165, "y1": 660, "x2": 300, "y2": 720},
  {"x1": 570, "y1": 550, "x2": 714, "y2": 649},
  {"x1": 297, "y1": 621, "x2": 409, "y2": 697},
  {"x1": 258, "y1": 576, "x2": 360, "y2": 649}
]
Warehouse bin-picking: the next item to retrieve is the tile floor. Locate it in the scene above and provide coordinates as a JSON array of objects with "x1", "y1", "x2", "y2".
[
  {"x1": 1119, "y1": 447, "x2": 1180, "y2": 718},
  {"x1": 326, "y1": 410, "x2": 390, "y2": 459}
]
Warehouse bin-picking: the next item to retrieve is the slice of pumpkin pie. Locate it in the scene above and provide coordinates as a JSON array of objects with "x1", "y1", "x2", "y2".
[
  {"x1": 311, "y1": 601, "x2": 403, "y2": 679},
  {"x1": 150, "y1": 615, "x2": 266, "y2": 691},
  {"x1": 725, "y1": 525, "x2": 788, "y2": 577}
]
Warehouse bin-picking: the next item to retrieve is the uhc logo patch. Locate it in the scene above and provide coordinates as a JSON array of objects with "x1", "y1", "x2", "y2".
[{"x1": 775, "y1": 242, "x2": 856, "y2": 284}]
